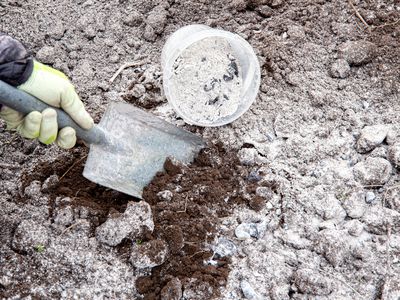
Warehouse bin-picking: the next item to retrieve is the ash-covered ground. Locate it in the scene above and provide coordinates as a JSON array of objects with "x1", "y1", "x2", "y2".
[{"x1": 1, "y1": 0, "x2": 400, "y2": 299}]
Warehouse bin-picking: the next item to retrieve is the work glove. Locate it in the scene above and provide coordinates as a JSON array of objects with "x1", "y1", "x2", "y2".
[{"x1": 0, "y1": 61, "x2": 94, "y2": 149}]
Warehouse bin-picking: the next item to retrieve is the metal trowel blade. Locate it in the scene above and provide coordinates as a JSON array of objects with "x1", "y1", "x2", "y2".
[{"x1": 82, "y1": 102, "x2": 205, "y2": 198}]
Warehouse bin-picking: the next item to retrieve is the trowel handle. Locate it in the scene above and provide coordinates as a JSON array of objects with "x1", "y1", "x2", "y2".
[{"x1": 0, "y1": 80, "x2": 106, "y2": 145}]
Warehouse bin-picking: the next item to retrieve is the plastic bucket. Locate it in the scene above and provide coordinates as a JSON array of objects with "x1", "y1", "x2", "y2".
[{"x1": 161, "y1": 24, "x2": 261, "y2": 127}]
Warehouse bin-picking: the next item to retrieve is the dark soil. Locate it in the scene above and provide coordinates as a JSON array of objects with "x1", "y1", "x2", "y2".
[
  {"x1": 19, "y1": 142, "x2": 267, "y2": 300},
  {"x1": 137, "y1": 143, "x2": 259, "y2": 300},
  {"x1": 20, "y1": 147, "x2": 133, "y2": 226}
]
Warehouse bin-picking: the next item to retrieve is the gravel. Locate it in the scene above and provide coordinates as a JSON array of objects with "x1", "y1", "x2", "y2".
[
  {"x1": 365, "y1": 191, "x2": 376, "y2": 204},
  {"x1": 235, "y1": 223, "x2": 259, "y2": 240}
]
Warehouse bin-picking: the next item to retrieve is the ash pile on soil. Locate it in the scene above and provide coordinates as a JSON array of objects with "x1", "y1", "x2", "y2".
[{"x1": 137, "y1": 143, "x2": 268, "y2": 300}]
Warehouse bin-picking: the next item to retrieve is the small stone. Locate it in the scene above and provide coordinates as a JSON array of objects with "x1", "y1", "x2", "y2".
[
  {"x1": 247, "y1": 170, "x2": 263, "y2": 182},
  {"x1": 235, "y1": 223, "x2": 259, "y2": 240},
  {"x1": 388, "y1": 142, "x2": 400, "y2": 168},
  {"x1": 213, "y1": 238, "x2": 237, "y2": 258},
  {"x1": 330, "y1": 59, "x2": 350, "y2": 79},
  {"x1": 36, "y1": 46, "x2": 56, "y2": 64},
  {"x1": 255, "y1": 221, "x2": 267, "y2": 238},
  {"x1": 238, "y1": 148, "x2": 259, "y2": 166},
  {"x1": 130, "y1": 239, "x2": 168, "y2": 269},
  {"x1": 240, "y1": 281, "x2": 258, "y2": 299},
  {"x1": 161, "y1": 277, "x2": 182, "y2": 300},
  {"x1": 365, "y1": 191, "x2": 376, "y2": 204},
  {"x1": 12, "y1": 220, "x2": 49, "y2": 253},
  {"x1": 54, "y1": 206, "x2": 74, "y2": 226},
  {"x1": 294, "y1": 268, "x2": 333, "y2": 295},
  {"x1": 356, "y1": 125, "x2": 389, "y2": 153},
  {"x1": 338, "y1": 40, "x2": 377, "y2": 66},
  {"x1": 96, "y1": 201, "x2": 154, "y2": 246},
  {"x1": 341, "y1": 191, "x2": 367, "y2": 219},
  {"x1": 353, "y1": 157, "x2": 392, "y2": 185},
  {"x1": 157, "y1": 190, "x2": 173, "y2": 201},
  {"x1": 352, "y1": 244, "x2": 372, "y2": 261}
]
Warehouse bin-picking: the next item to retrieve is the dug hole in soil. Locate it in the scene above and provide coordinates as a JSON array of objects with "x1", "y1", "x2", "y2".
[{"x1": 1, "y1": 0, "x2": 400, "y2": 299}]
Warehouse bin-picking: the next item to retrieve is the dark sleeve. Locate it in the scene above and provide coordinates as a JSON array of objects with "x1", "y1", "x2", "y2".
[{"x1": 0, "y1": 33, "x2": 33, "y2": 87}]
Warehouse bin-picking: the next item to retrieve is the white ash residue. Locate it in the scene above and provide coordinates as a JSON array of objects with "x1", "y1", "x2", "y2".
[{"x1": 169, "y1": 37, "x2": 243, "y2": 124}]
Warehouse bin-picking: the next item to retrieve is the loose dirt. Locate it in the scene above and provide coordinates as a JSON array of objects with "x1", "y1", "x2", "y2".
[{"x1": 1, "y1": 0, "x2": 400, "y2": 299}]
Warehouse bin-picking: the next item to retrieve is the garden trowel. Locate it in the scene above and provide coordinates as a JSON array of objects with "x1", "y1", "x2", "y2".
[{"x1": 0, "y1": 80, "x2": 205, "y2": 198}]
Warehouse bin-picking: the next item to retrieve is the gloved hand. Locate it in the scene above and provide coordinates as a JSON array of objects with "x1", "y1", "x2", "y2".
[{"x1": 0, "y1": 61, "x2": 94, "y2": 149}]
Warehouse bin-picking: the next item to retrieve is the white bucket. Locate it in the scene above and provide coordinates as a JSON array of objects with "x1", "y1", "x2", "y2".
[{"x1": 161, "y1": 25, "x2": 261, "y2": 127}]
